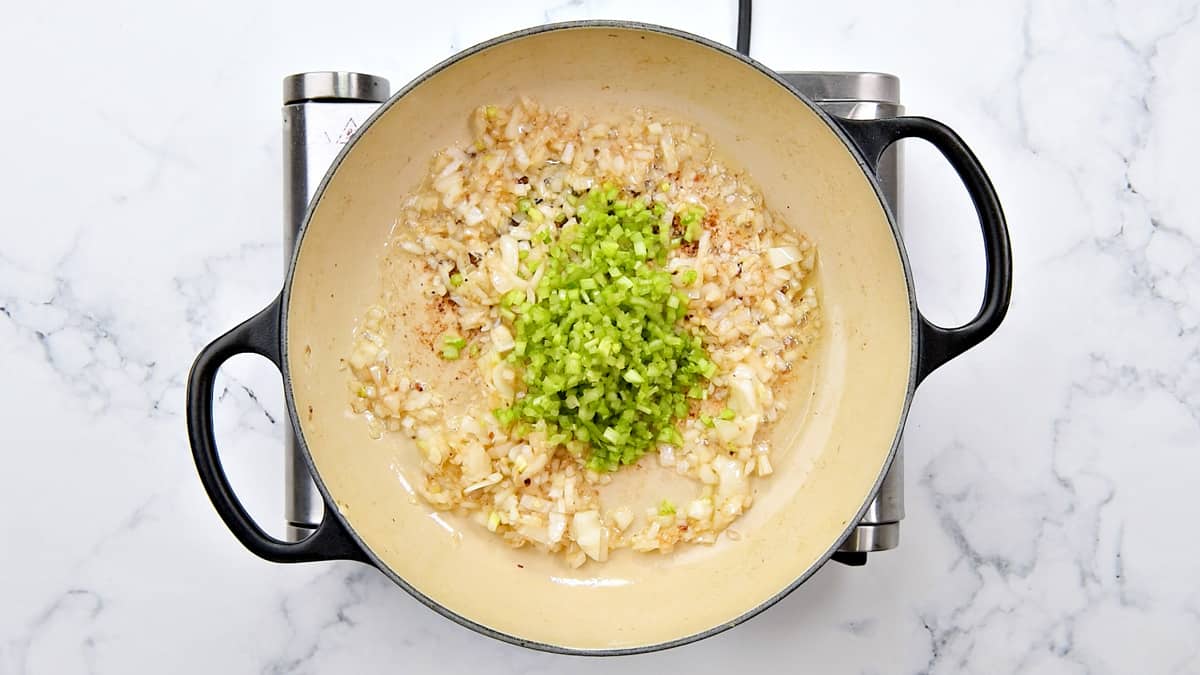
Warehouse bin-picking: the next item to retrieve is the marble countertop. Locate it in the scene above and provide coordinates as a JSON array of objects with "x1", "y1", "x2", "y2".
[{"x1": 3, "y1": 0, "x2": 1198, "y2": 672}]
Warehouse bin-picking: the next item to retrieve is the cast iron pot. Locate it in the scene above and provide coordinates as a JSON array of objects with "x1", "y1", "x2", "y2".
[{"x1": 186, "y1": 22, "x2": 1011, "y2": 654}]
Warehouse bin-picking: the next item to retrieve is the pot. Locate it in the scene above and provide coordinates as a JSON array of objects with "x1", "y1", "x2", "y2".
[{"x1": 186, "y1": 22, "x2": 1011, "y2": 654}]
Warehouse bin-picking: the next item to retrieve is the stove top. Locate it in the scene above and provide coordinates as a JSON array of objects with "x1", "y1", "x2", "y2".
[{"x1": 280, "y1": 66, "x2": 905, "y2": 567}]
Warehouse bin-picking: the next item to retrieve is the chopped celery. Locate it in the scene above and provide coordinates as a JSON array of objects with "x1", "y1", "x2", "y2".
[
  {"x1": 680, "y1": 205, "x2": 706, "y2": 242},
  {"x1": 440, "y1": 332, "x2": 466, "y2": 360},
  {"x1": 496, "y1": 186, "x2": 714, "y2": 471},
  {"x1": 679, "y1": 204, "x2": 706, "y2": 226}
]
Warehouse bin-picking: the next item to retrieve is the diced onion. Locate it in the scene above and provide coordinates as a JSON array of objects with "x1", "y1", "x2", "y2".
[
  {"x1": 687, "y1": 498, "x2": 714, "y2": 520},
  {"x1": 658, "y1": 444, "x2": 677, "y2": 467},
  {"x1": 757, "y1": 455, "x2": 774, "y2": 476},
  {"x1": 713, "y1": 456, "x2": 748, "y2": 498},
  {"x1": 491, "y1": 323, "x2": 515, "y2": 353},
  {"x1": 728, "y1": 365, "x2": 759, "y2": 415},
  {"x1": 612, "y1": 506, "x2": 634, "y2": 531},
  {"x1": 571, "y1": 511, "x2": 606, "y2": 561},
  {"x1": 416, "y1": 429, "x2": 446, "y2": 464},
  {"x1": 499, "y1": 235, "x2": 520, "y2": 272},
  {"x1": 464, "y1": 205, "x2": 485, "y2": 226},
  {"x1": 513, "y1": 143, "x2": 531, "y2": 170},
  {"x1": 464, "y1": 473, "x2": 502, "y2": 494},
  {"x1": 767, "y1": 246, "x2": 802, "y2": 269},
  {"x1": 548, "y1": 512, "x2": 568, "y2": 544}
]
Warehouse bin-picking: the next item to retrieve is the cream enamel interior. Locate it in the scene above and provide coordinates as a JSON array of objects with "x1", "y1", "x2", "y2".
[{"x1": 285, "y1": 26, "x2": 913, "y2": 651}]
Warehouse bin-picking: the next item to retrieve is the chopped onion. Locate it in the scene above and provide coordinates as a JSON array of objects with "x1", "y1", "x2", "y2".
[
  {"x1": 382, "y1": 392, "x2": 402, "y2": 415},
  {"x1": 571, "y1": 510, "x2": 606, "y2": 561},
  {"x1": 489, "y1": 266, "x2": 524, "y2": 294},
  {"x1": 464, "y1": 205, "x2": 485, "y2": 226},
  {"x1": 519, "y1": 494, "x2": 548, "y2": 511},
  {"x1": 687, "y1": 498, "x2": 714, "y2": 520},
  {"x1": 658, "y1": 444, "x2": 677, "y2": 467},
  {"x1": 728, "y1": 365, "x2": 759, "y2": 415},
  {"x1": 491, "y1": 360, "x2": 516, "y2": 400},
  {"x1": 713, "y1": 415, "x2": 759, "y2": 446},
  {"x1": 499, "y1": 235, "x2": 520, "y2": 271},
  {"x1": 519, "y1": 451, "x2": 550, "y2": 479},
  {"x1": 517, "y1": 521, "x2": 549, "y2": 544},
  {"x1": 437, "y1": 157, "x2": 463, "y2": 178},
  {"x1": 548, "y1": 512, "x2": 567, "y2": 543},
  {"x1": 757, "y1": 455, "x2": 774, "y2": 476},
  {"x1": 416, "y1": 429, "x2": 446, "y2": 464},
  {"x1": 513, "y1": 143, "x2": 531, "y2": 170},
  {"x1": 491, "y1": 323, "x2": 515, "y2": 353},
  {"x1": 767, "y1": 246, "x2": 802, "y2": 269},
  {"x1": 611, "y1": 506, "x2": 634, "y2": 531},
  {"x1": 713, "y1": 456, "x2": 748, "y2": 498},
  {"x1": 463, "y1": 470, "x2": 501, "y2": 492},
  {"x1": 459, "y1": 415, "x2": 482, "y2": 437},
  {"x1": 460, "y1": 443, "x2": 492, "y2": 482}
]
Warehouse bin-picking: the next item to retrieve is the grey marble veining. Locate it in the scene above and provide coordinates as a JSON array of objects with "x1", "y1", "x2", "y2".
[{"x1": 1, "y1": 0, "x2": 1197, "y2": 673}]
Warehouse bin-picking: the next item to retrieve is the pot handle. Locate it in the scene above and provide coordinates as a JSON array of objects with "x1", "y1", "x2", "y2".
[
  {"x1": 186, "y1": 294, "x2": 368, "y2": 564},
  {"x1": 835, "y1": 116, "x2": 1013, "y2": 382}
]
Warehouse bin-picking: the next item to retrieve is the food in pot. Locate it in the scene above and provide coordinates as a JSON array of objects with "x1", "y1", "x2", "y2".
[{"x1": 346, "y1": 98, "x2": 820, "y2": 566}]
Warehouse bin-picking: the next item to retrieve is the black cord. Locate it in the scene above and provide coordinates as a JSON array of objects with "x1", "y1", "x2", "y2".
[{"x1": 736, "y1": 0, "x2": 752, "y2": 56}]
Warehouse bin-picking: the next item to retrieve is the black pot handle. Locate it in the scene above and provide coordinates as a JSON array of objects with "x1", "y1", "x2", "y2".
[
  {"x1": 835, "y1": 116, "x2": 1013, "y2": 382},
  {"x1": 185, "y1": 294, "x2": 367, "y2": 563}
]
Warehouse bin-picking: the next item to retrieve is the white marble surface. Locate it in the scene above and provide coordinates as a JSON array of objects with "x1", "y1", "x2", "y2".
[{"x1": 2, "y1": 0, "x2": 1199, "y2": 672}]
